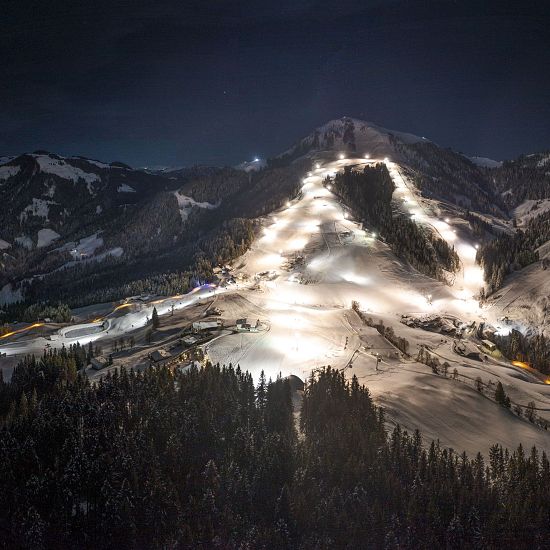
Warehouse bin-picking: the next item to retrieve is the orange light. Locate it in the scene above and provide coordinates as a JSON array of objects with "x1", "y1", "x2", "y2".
[
  {"x1": 512, "y1": 360, "x2": 530, "y2": 369},
  {"x1": 0, "y1": 322, "x2": 44, "y2": 340},
  {"x1": 113, "y1": 303, "x2": 132, "y2": 312}
]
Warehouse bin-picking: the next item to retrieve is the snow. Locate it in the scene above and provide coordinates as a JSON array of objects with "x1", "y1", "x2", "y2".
[
  {"x1": 68, "y1": 233, "x2": 104, "y2": 259},
  {"x1": 61, "y1": 247, "x2": 124, "y2": 270},
  {"x1": 367, "y1": 367, "x2": 550, "y2": 457},
  {"x1": 486, "y1": 262, "x2": 550, "y2": 338},
  {"x1": 236, "y1": 158, "x2": 267, "y2": 172},
  {"x1": 514, "y1": 199, "x2": 550, "y2": 226},
  {"x1": 173, "y1": 191, "x2": 219, "y2": 221},
  {"x1": 20, "y1": 198, "x2": 57, "y2": 222},
  {"x1": 15, "y1": 235, "x2": 33, "y2": 250},
  {"x1": 0, "y1": 164, "x2": 20, "y2": 180},
  {"x1": 537, "y1": 154, "x2": 550, "y2": 168},
  {"x1": 282, "y1": 117, "x2": 428, "y2": 161},
  {"x1": 71, "y1": 157, "x2": 110, "y2": 169},
  {"x1": 43, "y1": 182, "x2": 56, "y2": 198},
  {"x1": 469, "y1": 156, "x2": 503, "y2": 168},
  {"x1": 53, "y1": 232, "x2": 123, "y2": 267},
  {"x1": 33, "y1": 155, "x2": 100, "y2": 187},
  {"x1": 117, "y1": 183, "x2": 136, "y2": 193},
  {"x1": 37, "y1": 228, "x2": 61, "y2": 248},
  {"x1": 3, "y1": 154, "x2": 550, "y2": 457},
  {"x1": 0, "y1": 283, "x2": 22, "y2": 305},
  {"x1": 0, "y1": 239, "x2": 11, "y2": 250}
]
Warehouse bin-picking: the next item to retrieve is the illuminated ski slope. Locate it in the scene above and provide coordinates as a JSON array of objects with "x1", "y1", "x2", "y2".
[
  {"x1": 206, "y1": 155, "x2": 489, "y2": 378},
  {"x1": 3, "y1": 153, "x2": 550, "y2": 456}
]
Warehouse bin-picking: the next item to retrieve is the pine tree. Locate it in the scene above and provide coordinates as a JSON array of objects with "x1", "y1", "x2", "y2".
[
  {"x1": 19, "y1": 392, "x2": 29, "y2": 417},
  {"x1": 152, "y1": 307, "x2": 160, "y2": 329},
  {"x1": 495, "y1": 381, "x2": 506, "y2": 405}
]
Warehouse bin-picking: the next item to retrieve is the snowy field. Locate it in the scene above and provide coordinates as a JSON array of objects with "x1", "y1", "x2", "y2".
[{"x1": 2, "y1": 155, "x2": 550, "y2": 456}]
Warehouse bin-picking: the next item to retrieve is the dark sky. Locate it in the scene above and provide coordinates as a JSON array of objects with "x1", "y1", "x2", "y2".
[{"x1": 2, "y1": 0, "x2": 550, "y2": 166}]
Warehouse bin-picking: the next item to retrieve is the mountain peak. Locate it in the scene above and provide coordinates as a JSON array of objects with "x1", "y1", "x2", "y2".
[{"x1": 278, "y1": 117, "x2": 428, "y2": 163}]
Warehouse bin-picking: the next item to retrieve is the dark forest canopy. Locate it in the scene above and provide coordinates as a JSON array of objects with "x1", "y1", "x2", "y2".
[
  {"x1": 1, "y1": 355, "x2": 550, "y2": 548},
  {"x1": 330, "y1": 163, "x2": 460, "y2": 281}
]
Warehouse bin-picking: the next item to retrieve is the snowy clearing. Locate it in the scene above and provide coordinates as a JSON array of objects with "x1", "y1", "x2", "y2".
[
  {"x1": 15, "y1": 235, "x2": 33, "y2": 250},
  {"x1": 0, "y1": 283, "x2": 22, "y2": 305},
  {"x1": 0, "y1": 164, "x2": 20, "y2": 180},
  {"x1": 173, "y1": 191, "x2": 219, "y2": 221},
  {"x1": 36, "y1": 228, "x2": 61, "y2": 248},
  {"x1": 20, "y1": 198, "x2": 58, "y2": 222},
  {"x1": 117, "y1": 183, "x2": 136, "y2": 193},
  {"x1": 34, "y1": 155, "x2": 100, "y2": 186},
  {"x1": 515, "y1": 199, "x2": 550, "y2": 226}
]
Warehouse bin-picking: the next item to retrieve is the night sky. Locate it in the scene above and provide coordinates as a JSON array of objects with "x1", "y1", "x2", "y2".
[{"x1": 2, "y1": 0, "x2": 550, "y2": 167}]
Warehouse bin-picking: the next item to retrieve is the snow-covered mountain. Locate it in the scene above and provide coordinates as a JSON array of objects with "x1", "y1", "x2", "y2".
[
  {"x1": 469, "y1": 155, "x2": 503, "y2": 168},
  {"x1": 491, "y1": 150, "x2": 550, "y2": 208},
  {"x1": 0, "y1": 152, "x2": 210, "y2": 300},
  {"x1": 277, "y1": 117, "x2": 428, "y2": 163},
  {"x1": 1, "y1": 120, "x2": 549, "y2": 308},
  {"x1": 235, "y1": 157, "x2": 267, "y2": 173}
]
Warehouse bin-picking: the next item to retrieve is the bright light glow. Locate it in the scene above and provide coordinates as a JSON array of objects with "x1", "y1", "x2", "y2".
[
  {"x1": 262, "y1": 228, "x2": 276, "y2": 241},
  {"x1": 286, "y1": 201, "x2": 291, "y2": 207},
  {"x1": 308, "y1": 172, "x2": 312, "y2": 176},
  {"x1": 113, "y1": 303, "x2": 132, "y2": 312},
  {"x1": 270, "y1": 313, "x2": 310, "y2": 330},
  {"x1": 308, "y1": 257, "x2": 324, "y2": 270},
  {"x1": 254, "y1": 157, "x2": 259, "y2": 162},
  {"x1": 342, "y1": 272, "x2": 369, "y2": 285},
  {"x1": 257, "y1": 253, "x2": 282, "y2": 267},
  {"x1": 273, "y1": 218, "x2": 288, "y2": 229},
  {"x1": 364, "y1": 154, "x2": 370, "y2": 159},
  {"x1": 339, "y1": 153, "x2": 345, "y2": 160},
  {"x1": 441, "y1": 229, "x2": 457, "y2": 242},
  {"x1": 288, "y1": 237, "x2": 307, "y2": 250},
  {"x1": 384, "y1": 157, "x2": 389, "y2": 162},
  {"x1": 301, "y1": 219, "x2": 320, "y2": 232},
  {"x1": 445, "y1": 218, "x2": 450, "y2": 223},
  {"x1": 315, "y1": 163, "x2": 320, "y2": 169}
]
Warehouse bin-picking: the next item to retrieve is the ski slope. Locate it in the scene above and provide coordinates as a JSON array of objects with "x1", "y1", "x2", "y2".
[{"x1": 2, "y1": 154, "x2": 550, "y2": 456}]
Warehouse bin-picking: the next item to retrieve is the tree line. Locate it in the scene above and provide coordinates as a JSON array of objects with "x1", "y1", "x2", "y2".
[
  {"x1": 330, "y1": 164, "x2": 460, "y2": 281},
  {"x1": 476, "y1": 210, "x2": 550, "y2": 294},
  {"x1": 2, "y1": 357, "x2": 550, "y2": 548}
]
